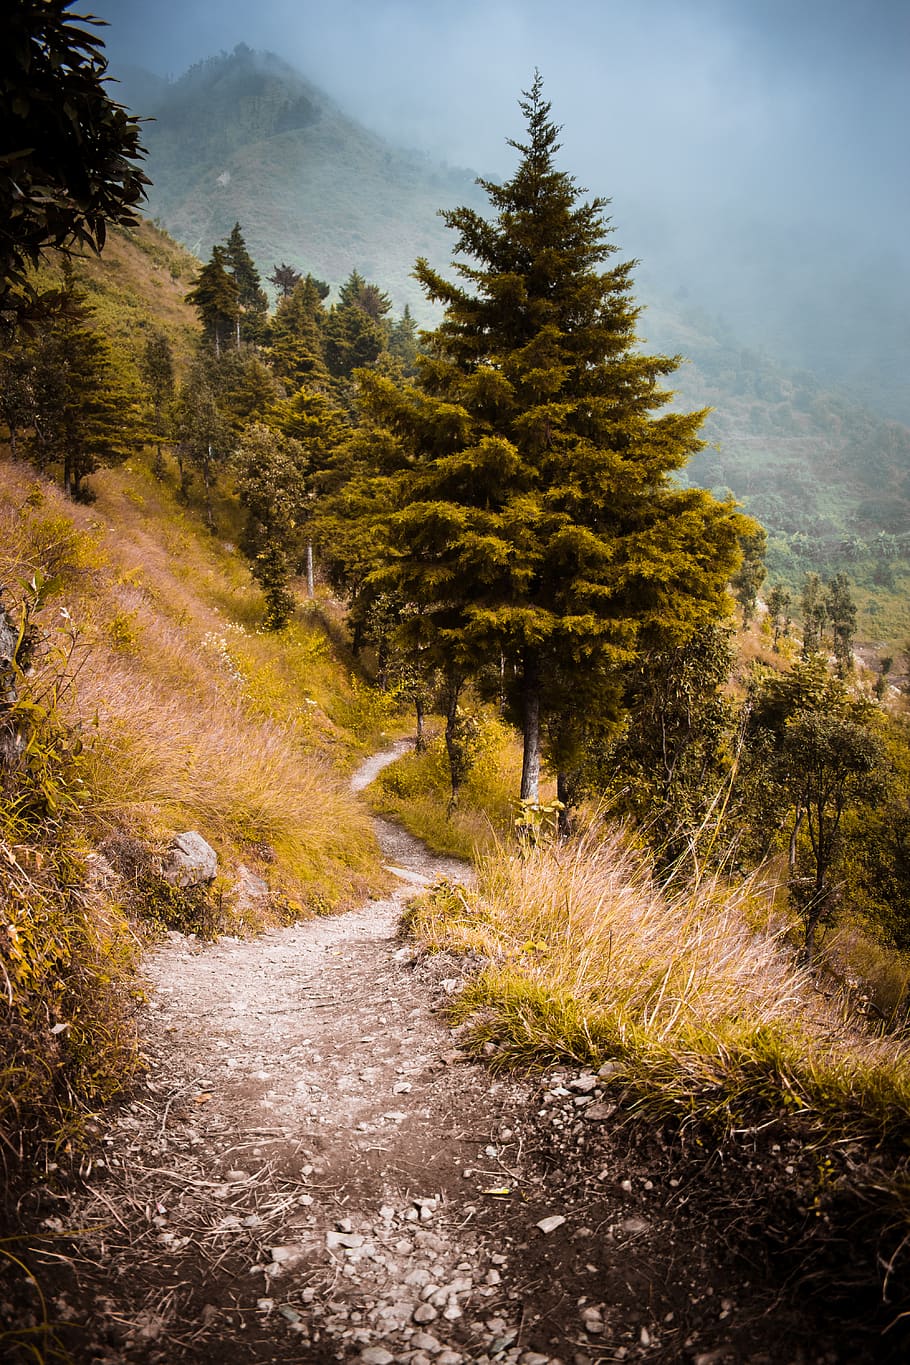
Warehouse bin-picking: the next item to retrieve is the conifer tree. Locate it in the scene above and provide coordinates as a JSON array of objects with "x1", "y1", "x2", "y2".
[
  {"x1": 223, "y1": 222, "x2": 269, "y2": 343},
  {"x1": 185, "y1": 245, "x2": 239, "y2": 357},
  {"x1": 269, "y1": 276, "x2": 329, "y2": 388},
  {"x1": 139, "y1": 330, "x2": 175, "y2": 478},
  {"x1": 268, "y1": 262, "x2": 302, "y2": 298},
  {"x1": 26, "y1": 271, "x2": 143, "y2": 498},
  {"x1": 358, "y1": 77, "x2": 745, "y2": 801}
]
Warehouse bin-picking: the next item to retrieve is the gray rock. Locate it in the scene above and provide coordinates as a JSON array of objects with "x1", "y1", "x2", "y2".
[
  {"x1": 411, "y1": 1331, "x2": 441, "y2": 1352},
  {"x1": 163, "y1": 831, "x2": 218, "y2": 887},
  {"x1": 233, "y1": 864, "x2": 268, "y2": 909},
  {"x1": 359, "y1": 1348, "x2": 395, "y2": 1365},
  {"x1": 0, "y1": 603, "x2": 19, "y2": 705},
  {"x1": 413, "y1": 1302, "x2": 439, "y2": 1324}
]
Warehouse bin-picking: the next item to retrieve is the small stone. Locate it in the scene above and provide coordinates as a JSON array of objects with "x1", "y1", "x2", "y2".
[
  {"x1": 443, "y1": 1303, "x2": 463, "y2": 1320},
  {"x1": 621, "y1": 1217, "x2": 649, "y2": 1235},
  {"x1": 359, "y1": 1349, "x2": 395, "y2": 1365},
  {"x1": 536, "y1": 1215, "x2": 566, "y2": 1235},
  {"x1": 640, "y1": 1326, "x2": 651, "y2": 1346},
  {"x1": 485, "y1": 1269, "x2": 502, "y2": 1286},
  {"x1": 269, "y1": 1244, "x2": 307, "y2": 1267},
  {"x1": 436, "y1": 1354, "x2": 463, "y2": 1365},
  {"x1": 326, "y1": 1230, "x2": 365, "y2": 1251},
  {"x1": 485, "y1": 1316, "x2": 508, "y2": 1334},
  {"x1": 406, "y1": 1268, "x2": 432, "y2": 1288},
  {"x1": 412, "y1": 1331, "x2": 441, "y2": 1352},
  {"x1": 521, "y1": 1354, "x2": 552, "y2": 1365},
  {"x1": 597, "y1": 1061, "x2": 618, "y2": 1078},
  {"x1": 570, "y1": 1074, "x2": 597, "y2": 1093},
  {"x1": 584, "y1": 1102, "x2": 614, "y2": 1122},
  {"x1": 620, "y1": 1179, "x2": 633, "y2": 1193},
  {"x1": 581, "y1": 1306, "x2": 604, "y2": 1335},
  {"x1": 395, "y1": 1238, "x2": 414, "y2": 1254},
  {"x1": 336, "y1": 1217, "x2": 354, "y2": 1233},
  {"x1": 413, "y1": 1302, "x2": 439, "y2": 1324}
]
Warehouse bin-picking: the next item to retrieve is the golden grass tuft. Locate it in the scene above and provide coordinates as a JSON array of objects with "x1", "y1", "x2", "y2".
[
  {"x1": 406, "y1": 820, "x2": 910, "y2": 1146},
  {"x1": 367, "y1": 714, "x2": 535, "y2": 860}
]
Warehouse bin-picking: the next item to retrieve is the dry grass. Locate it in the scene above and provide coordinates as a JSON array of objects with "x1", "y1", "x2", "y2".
[
  {"x1": 367, "y1": 715, "x2": 541, "y2": 861},
  {"x1": 406, "y1": 819, "x2": 910, "y2": 1146},
  {"x1": 0, "y1": 455, "x2": 386, "y2": 914}
]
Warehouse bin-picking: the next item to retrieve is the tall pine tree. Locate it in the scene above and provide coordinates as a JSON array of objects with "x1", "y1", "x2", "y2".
[{"x1": 359, "y1": 77, "x2": 745, "y2": 801}]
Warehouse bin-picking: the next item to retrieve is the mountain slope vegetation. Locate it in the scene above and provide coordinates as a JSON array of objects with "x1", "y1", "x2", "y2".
[
  {"x1": 118, "y1": 45, "x2": 910, "y2": 642},
  {"x1": 118, "y1": 46, "x2": 483, "y2": 321}
]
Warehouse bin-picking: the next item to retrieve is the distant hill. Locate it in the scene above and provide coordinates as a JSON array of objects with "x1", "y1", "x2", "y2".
[
  {"x1": 116, "y1": 45, "x2": 910, "y2": 642},
  {"x1": 117, "y1": 45, "x2": 483, "y2": 319}
]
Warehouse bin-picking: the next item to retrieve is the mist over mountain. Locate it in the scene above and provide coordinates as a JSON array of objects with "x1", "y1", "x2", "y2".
[
  {"x1": 98, "y1": 0, "x2": 910, "y2": 428},
  {"x1": 111, "y1": 41, "x2": 910, "y2": 629},
  {"x1": 117, "y1": 47, "x2": 484, "y2": 322}
]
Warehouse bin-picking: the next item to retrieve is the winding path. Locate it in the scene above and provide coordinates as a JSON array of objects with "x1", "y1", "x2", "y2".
[{"x1": 23, "y1": 747, "x2": 871, "y2": 1364}]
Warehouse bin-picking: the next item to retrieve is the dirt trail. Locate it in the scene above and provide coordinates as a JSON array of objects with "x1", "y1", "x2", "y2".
[{"x1": 9, "y1": 747, "x2": 889, "y2": 1363}]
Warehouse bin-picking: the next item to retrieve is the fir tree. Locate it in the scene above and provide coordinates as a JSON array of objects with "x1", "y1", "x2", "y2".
[
  {"x1": 269, "y1": 276, "x2": 329, "y2": 388},
  {"x1": 139, "y1": 330, "x2": 175, "y2": 478},
  {"x1": 223, "y1": 222, "x2": 268, "y2": 343},
  {"x1": 359, "y1": 77, "x2": 745, "y2": 801},
  {"x1": 26, "y1": 271, "x2": 143, "y2": 498},
  {"x1": 185, "y1": 245, "x2": 239, "y2": 357}
]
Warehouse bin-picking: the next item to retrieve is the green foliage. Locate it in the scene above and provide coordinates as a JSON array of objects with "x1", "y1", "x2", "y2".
[
  {"x1": 223, "y1": 221, "x2": 269, "y2": 342},
  {"x1": 601, "y1": 623, "x2": 738, "y2": 866},
  {"x1": 9, "y1": 271, "x2": 145, "y2": 499},
  {"x1": 766, "y1": 583, "x2": 792, "y2": 649},
  {"x1": 731, "y1": 521, "x2": 767, "y2": 625},
  {"x1": 185, "y1": 244, "x2": 239, "y2": 355},
  {"x1": 742, "y1": 657, "x2": 885, "y2": 959},
  {"x1": 234, "y1": 422, "x2": 308, "y2": 629},
  {"x1": 0, "y1": 0, "x2": 148, "y2": 317},
  {"x1": 354, "y1": 77, "x2": 744, "y2": 805},
  {"x1": 171, "y1": 350, "x2": 233, "y2": 524}
]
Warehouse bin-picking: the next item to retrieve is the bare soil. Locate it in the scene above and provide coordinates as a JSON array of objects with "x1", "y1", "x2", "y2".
[{"x1": 2, "y1": 746, "x2": 904, "y2": 1364}]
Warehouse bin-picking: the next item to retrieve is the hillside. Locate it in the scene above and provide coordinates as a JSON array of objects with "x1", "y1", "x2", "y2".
[
  {"x1": 117, "y1": 46, "x2": 483, "y2": 319},
  {"x1": 116, "y1": 45, "x2": 910, "y2": 643}
]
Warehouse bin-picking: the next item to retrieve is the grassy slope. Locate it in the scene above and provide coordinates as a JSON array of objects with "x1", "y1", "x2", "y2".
[{"x1": 0, "y1": 222, "x2": 404, "y2": 1169}]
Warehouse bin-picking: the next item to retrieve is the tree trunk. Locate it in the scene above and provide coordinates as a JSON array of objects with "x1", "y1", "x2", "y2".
[
  {"x1": 306, "y1": 541, "x2": 315, "y2": 598},
  {"x1": 520, "y1": 660, "x2": 541, "y2": 803},
  {"x1": 203, "y1": 445, "x2": 214, "y2": 530},
  {"x1": 415, "y1": 696, "x2": 425, "y2": 752},
  {"x1": 153, "y1": 440, "x2": 165, "y2": 480},
  {"x1": 63, "y1": 453, "x2": 72, "y2": 498},
  {"x1": 556, "y1": 771, "x2": 573, "y2": 838}
]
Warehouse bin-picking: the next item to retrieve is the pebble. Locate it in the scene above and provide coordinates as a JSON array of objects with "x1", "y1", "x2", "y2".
[
  {"x1": 521, "y1": 1355, "x2": 552, "y2": 1365},
  {"x1": 536, "y1": 1215, "x2": 566, "y2": 1235},
  {"x1": 411, "y1": 1331, "x2": 442, "y2": 1352},
  {"x1": 359, "y1": 1349, "x2": 394, "y2": 1365},
  {"x1": 413, "y1": 1302, "x2": 439, "y2": 1324},
  {"x1": 581, "y1": 1306, "x2": 605, "y2": 1334},
  {"x1": 621, "y1": 1217, "x2": 649, "y2": 1235},
  {"x1": 570, "y1": 1074, "x2": 598, "y2": 1093}
]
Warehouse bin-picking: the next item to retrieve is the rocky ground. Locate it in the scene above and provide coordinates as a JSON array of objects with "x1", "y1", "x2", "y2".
[{"x1": 2, "y1": 749, "x2": 903, "y2": 1363}]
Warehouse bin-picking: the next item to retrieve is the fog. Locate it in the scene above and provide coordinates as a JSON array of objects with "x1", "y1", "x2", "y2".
[{"x1": 95, "y1": 0, "x2": 910, "y2": 418}]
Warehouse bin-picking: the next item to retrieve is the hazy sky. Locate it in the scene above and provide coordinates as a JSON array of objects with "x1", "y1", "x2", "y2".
[{"x1": 94, "y1": 0, "x2": 909, "y2": 411}]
